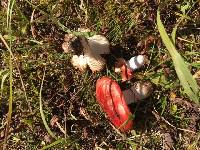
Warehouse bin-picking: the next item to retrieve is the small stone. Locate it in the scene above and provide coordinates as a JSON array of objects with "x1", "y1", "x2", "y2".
[
  {"x1": 62, "y1": 34, "x2": 77, "y2": 53},
  {"x1": 62, "y1": 42, "x2": 70, "y2": 53}
]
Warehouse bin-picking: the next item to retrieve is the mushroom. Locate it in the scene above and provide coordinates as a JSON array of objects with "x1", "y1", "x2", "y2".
[
  {"x1": 122, "y1": 81, "x2": 153, "y2": 105},
  {"x1": 62, "y1": 33, "x2": 110, "y2": 72},
  {"x1": 88, "y1": 35, "x2": 110, "y2": 55},
  {"x1": 79, "y1": 36, "x2": 108, "y2": 72},
  {"x1": 115, "y1": 58, "x2": 134, "y2": 82},
  {"x1": 127, "y1": 55, "x2": 148, "y2": 71},
  {"x1": 96, "y1": 77, "x2": 133, "y2": 132},
  {"x1": 71, "y1": 55, "x2": 87, "y2": 71},
  {"x1": 95, "y1": 77, "x2": 153, "y2": 132},
  {"x1": 115, "y1": 55, "x2": 148, "y2": 81}
]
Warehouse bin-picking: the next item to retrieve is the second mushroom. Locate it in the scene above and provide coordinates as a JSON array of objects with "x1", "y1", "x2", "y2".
[{"x1": 62, "y1": 34, "x2": 110, "y2": 72}]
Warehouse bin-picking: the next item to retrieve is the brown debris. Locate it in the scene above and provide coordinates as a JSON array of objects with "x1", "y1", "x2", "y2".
[{"x1": 162, "y1": 133, "x2": 174, "y2": 150}]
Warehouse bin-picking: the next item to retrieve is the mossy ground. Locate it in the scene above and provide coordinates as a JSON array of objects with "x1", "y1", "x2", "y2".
[{"x1": 0, "y1": 0, "x2": 200, "y2": 149}]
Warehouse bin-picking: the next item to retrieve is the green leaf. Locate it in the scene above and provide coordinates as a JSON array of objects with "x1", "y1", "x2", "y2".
[
  {"x1": 191, "y1": 62, "x2": 200, "y2": 68},
  {"x1": 159, "y1": 97, "x2": 167, "y2": 115},
  {"x1": 180, "y1": 3, "x2": 191, "y2": 15},
  {"x1": 157, "y1": 10, "x2": 199, "y2": 105},
  {"x1": 170, "y1": 104, "x2": 177, "y2": 114}
]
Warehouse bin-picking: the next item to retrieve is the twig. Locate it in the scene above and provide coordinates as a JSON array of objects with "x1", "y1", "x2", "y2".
[
  {"x1": 177, "y1": 37, "x2": 200, "y2": 45},
  {"x1": 55, "y1": 122, "x2": 66, "y2": 135},
  {"x1": 108, "y1": 122, "x2": 125, "y2": 138},
  {"x1": 152, "y1": 110, "x2": 196, "y2": 134},
  {"x1": 30, "y1": 9, "x2": 37, "y2": 39}
]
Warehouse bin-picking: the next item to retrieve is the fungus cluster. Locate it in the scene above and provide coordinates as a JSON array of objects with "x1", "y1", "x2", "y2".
[
  {"x1": 62, "y1": 33, "x2": 110, "y2": 72},
  {"x1": 62, "y1": 31, "x2": 153, "y2": 132},
  {"x1": 96, "y1": 77, "x2": 153, "y2": 132},
  {"x1": 95, "y1": 54, "x2": 152, "y2": 132}
]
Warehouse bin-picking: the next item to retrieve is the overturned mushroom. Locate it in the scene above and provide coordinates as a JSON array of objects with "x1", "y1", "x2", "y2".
[
  {"x1": 79, "y1": 36, "x2": 109, "y2": 72},
  {"x1": 96, "y1": 77, "x2": 133, "y2": 132},
  {"x1": 88, "y1": 35, "x2": 110, "y2": 55},
  {"x1": 123, "y1": 81, "x2": 153, "y2": 105},
  {"x1": 115, "y1": 55, "x2": 148, "y2": 81},
  {"x1": 62, "y1": 33, "x2": 110, "y2": 72},
  {"x1": 127, "y1": 55, "x2": 148, "y2": 71},
  {"x1": 96, "y1": 77, "x2": 153, "y2": 132}
]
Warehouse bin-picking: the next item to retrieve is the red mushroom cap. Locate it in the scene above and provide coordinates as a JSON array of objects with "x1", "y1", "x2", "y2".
[{"x1": 96, "y1": 77, "x2": 133, "y2": 132}]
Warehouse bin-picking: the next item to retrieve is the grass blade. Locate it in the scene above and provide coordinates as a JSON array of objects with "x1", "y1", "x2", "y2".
[
  {"x1": 41, "y1": 138, "x2": 64, "y2": 150},
  {"x1": 171, "y1": 24, "x2": 178, "y2": 45},
  {"x1": 39, "y1": 67, "x2": 56, "y2": 139},
  {"x1": 6, "y1": 0, "x2": 11, "y2": 28},
  {"x1": 1, "y1": 72, "x2": 9, "y2": 98},
  {"x1": 191, "y1": 62, "x2": 200, "y2": 68},
  {"x1": 157, "y1": 10, "x2": 199, "y2": 104},
  {"x1": 1, "y1": 0, "x2": 15, "y2": 148}
]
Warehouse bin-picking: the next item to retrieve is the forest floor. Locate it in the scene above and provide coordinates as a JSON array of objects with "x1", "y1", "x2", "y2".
[{"x1": 0, "y1": 0, "x2": 200, "y2": 149}]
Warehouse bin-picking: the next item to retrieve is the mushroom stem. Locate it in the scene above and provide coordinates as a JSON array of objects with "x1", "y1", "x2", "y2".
[
  {"x1": 126, "y1": 55, "x2": 148, "y2": 71},
  {"x1": 115, "y1": 55, "x2": 148, "y2": 81},
  {"x1": 79, "y1": 36, "x2": 106, "y2": 72},
  {"x1": 122, "y1": 81, "x2": 153, "y2": 105}
]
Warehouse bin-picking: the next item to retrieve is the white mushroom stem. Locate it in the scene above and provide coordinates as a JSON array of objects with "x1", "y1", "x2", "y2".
[
  {"x1": 79, "y1": 36, "x2": 106, "y2": 72},
  {"x1": 122, "y1": 81, "x2": 153, "y2": 105},
  {"x1": 126, "y1": 55, "x2": 148, "y2": 71}
]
